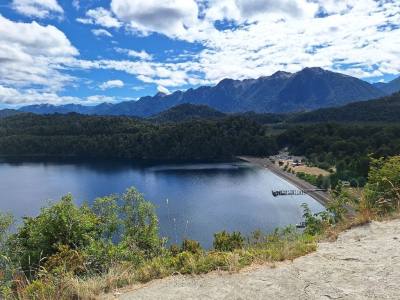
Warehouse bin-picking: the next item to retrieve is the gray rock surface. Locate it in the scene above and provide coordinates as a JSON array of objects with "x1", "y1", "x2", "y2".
[{"x1": 107, "y1": 219, "x2": 400, "y2": 300}]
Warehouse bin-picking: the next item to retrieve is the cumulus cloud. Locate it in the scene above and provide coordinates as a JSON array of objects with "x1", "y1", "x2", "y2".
[
  {"x1": 71, "y1": 0, "x2": 397, "y2": 88},
  {"x1": 205, "y1": 0, "x2": 317, "y2": 22},
  {"x1": 0, "y1": 14, "x2": 78, "y2": 90},
  {"x1": 235, "y1": 0, "x2": 317, "y2": 19},
  {"x1": 99, "y1": 79, "x2": 124, "y2": 90},
  {"x1": 193, "y1": 0, "x2": 400, "y2": 81},
  {"x1": 110, "y1": 0, "x2": 199, "y2": 38},
  {"x1": 3, "y1": 0, "x2": 400, "y2": 106},
  {"x1": 11, "y1": 0, "x2": 64, "y2": 18},
  {"x1": 77, "y1": 7, "x2": 121, "y2": 28},
  {"x1": 0, "y1": 84, "x2": 120, "y2": 106},
  {"x1": 92, "y1": 29, "x2": 112, "y2": 37}
]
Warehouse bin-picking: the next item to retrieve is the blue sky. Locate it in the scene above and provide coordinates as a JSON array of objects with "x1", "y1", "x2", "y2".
[{"x1": 0, "y1": 0, "x2": 399, "y2": 107}]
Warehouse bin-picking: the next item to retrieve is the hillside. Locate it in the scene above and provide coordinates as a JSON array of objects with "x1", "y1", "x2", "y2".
[
  {"x1": 19, "y1": 68, "x2": 386, "y2": 117},
  {"x1": 374, "y1": 76, "x2": 400, "y2": 95},
  {"x1": 148, "y1": 103, "x2": 226, "y2": 123},
  {"x1": 0, "y1": 113, "x2": 277, "y2": 160},
  {"x1": 0, "y1": 109, "x2": 24, "y2": 118},
  {"x1": 290, "y1": 92, "x2": 400, "y2": 123},
  {"x1": 115, "y1": 219, "x2": 400, "y2": 300}
]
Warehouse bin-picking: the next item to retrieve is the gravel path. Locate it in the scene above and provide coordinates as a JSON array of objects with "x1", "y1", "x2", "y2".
[{"x1": 106, "y1": 219, "x2": 400, "y2": 300}]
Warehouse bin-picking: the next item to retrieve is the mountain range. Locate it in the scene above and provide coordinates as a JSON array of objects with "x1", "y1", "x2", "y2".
[
  {"x1": 373, "y1": 77, "x2": 400, "y2": 95},
  {"x1": 13, "y1": 67, "x2": 400, "y2": 117},
  {"x1": 150, "y1": 92, "x2": 400, "y2": 124}
]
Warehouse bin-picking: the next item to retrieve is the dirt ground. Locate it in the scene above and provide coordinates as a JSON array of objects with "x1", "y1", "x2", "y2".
[
  {"x1": 292, "y1": 165, "x2": 331, "y2": 176},
  {"x1": 105, "y1": 219, "x2": 400, "y2": 300}
]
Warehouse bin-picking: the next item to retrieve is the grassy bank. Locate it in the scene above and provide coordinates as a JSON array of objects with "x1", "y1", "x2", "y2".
[{"x1": 1, "y1": 156, "x2": 399, "y2": 299}]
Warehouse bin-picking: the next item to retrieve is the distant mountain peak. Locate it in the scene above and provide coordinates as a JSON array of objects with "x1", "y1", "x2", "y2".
[
  {"x1": 271, "y1": 71, "x2": 292, "y2": 78},
  {"x1": 18, "y1": 67, "x2": 386, "y2": 117},
  {"x1": 374, "y1": 75, "x2": 400, "y2": 95},
  {"x1": 155, "y1": 92, "x2": 167, "y2": 97},
  {"x1": 301, "y1": 67, "x2": 326, "y2": 74}
]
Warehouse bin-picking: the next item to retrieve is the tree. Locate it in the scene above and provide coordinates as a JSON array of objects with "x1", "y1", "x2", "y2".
[
  {"x1": 121, "y1": 188, "x2": 161, "y2": 257},
  {"x1": 92, "y1": 195, "x2": 120, "y2": 240}
]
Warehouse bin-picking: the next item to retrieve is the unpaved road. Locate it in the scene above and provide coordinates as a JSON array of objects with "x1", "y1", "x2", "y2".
[{"x1": 108, "y1": 219, "x2": 400, "y2": 300}]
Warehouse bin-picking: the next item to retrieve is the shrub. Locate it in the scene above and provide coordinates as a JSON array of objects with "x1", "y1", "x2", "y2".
[
  {"x1": 328, "y1": 187, "x2": 356, "y2": 223},
  {"x1": 0, "y1": 213, "x2": 14, "y2": 298},
  {"x1": 24, "y1": 279, "x2": 56, "y2": 300},
  {"x1": 213, "y1": 231, "x2": 244, "y2": 252},
  {"x1": 301, "y1": 204, "x2": 330, "y2": 236},
  {"x1": 10, "y1": 195, "x2": 100, "y2": 275},
  {"x1": 181, "y1": 239, "x2": 202, "y2": 254},
  {"x1": 365, "y1": 156, "x2": 400, "y2": 214},
  {"x1": 169, "y1": 244, "x2": 180, "y2": 256},
  {"x1": 44, "y1": 245, "x2": 86, "y2": 275}
]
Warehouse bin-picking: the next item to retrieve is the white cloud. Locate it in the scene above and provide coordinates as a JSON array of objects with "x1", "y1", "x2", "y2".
[
  {"x1": 92, "y1": 29, "x2": 112, "y2": 37},
  {"x1": 0, "y1": 85, "x2": 120, "y2": 106},
  {"x1": 11, "y1": 0, "x2": 64, "y2": 18},
  {"x1": 0, "y1": 14, "x2": 78, "y2": 91},
  {"x1": 115, "y1": 48, "x2": 153, "y2": 60},
  {"x1": 99, "y1": 79, "x2": 124, "y2": 90},
  {"x1": 77, "y1": 7, "x2": 121, "y2": 28},
  {"x1": 204, "y1": 0, "x2": 317, "y2": 22},
  {"x1": 110, "y1": 0, "x2": 200, "y2": 38},
  {"x1": 157, "y1": 85, "x2": 171, "y2": 94},
  {"x1": 73, "y1": 0, "x2": 394, "y2": 88},
  {"x1": 72, "y1": 0, "x2": 80, "y2": 10},
  {"x1": 3, "y1": 0, "x2": 400, "y2": 107},
  {"x1": 132, "y1": 86, "x2": 145, "y2": 91}
]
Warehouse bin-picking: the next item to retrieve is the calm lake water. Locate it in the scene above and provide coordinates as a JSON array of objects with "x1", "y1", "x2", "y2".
[{"x1": 0, "y1": 160, "x2": 324, "y2": 248}]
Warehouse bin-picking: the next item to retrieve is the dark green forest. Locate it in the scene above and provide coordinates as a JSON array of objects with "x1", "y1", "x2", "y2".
[
  {"x1": 289, "y1": 92, "x2": 400, "y2": 123},
  {"x1": 278, "y1": 124, "x2": 400, "y2": 185},
  {"x1": 0, "y1": 113, "x2": 277, "y2": 160},
  {"x1": 1, "y1": 101, "x2": 400, "y2": 186}
]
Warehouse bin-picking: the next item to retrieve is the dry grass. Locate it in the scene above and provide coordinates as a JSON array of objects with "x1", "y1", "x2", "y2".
[
  {"x1": 292, "y1": 165, "x2": 330, "y2": 176},
  {"x1": 41, "y1": 234, "x2": 317, "y2": 299}
]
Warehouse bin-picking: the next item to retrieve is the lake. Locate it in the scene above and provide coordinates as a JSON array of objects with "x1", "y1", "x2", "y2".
[{"x1": 0, "y1": 160, "x2": 324, "y2": 248}]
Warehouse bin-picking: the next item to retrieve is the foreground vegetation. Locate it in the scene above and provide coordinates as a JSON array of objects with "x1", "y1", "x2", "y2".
[{"x1": 0, "y1": 156, "x2": 399, "y2": 299}]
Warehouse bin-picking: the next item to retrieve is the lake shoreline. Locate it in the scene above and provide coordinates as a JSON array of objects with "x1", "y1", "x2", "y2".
[
  {"x1": 0, "y1": 155, "x2": 241, "y2": 166},
  {"x1": 238, "y1": 156, "x2": 331, "y2": 207}
]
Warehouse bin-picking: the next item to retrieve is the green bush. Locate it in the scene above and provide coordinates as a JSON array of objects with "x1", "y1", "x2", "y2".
[
  {"x1": 365, "y1": 156, "x2": 400, "y2": 214},
  {"x1": 5, "y1": 187, "x2": 164, "y2": 280},
  {"x1": 169, "y1": 244, "x2": 180, "y2": 256},
  {"x1": 181, "y1": 239, "x2": 202, "y2": 254},
  {"x1": 301, "y1": 204, "x2": 330, "y2": 236},
  {"x1": 10, "y1": 195, "x2": 100, "y2": 275},
  {"x1": 213, "y1": 231, "x2": 244, "y2": 252},
  {"x1": 0, "y1": 213, "x2": 14, "y2": 297}
]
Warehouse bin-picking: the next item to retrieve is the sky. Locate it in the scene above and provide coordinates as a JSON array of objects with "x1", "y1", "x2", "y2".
[{"x1": 0, "y1": 0, "x2": 399, "y2": 108}]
